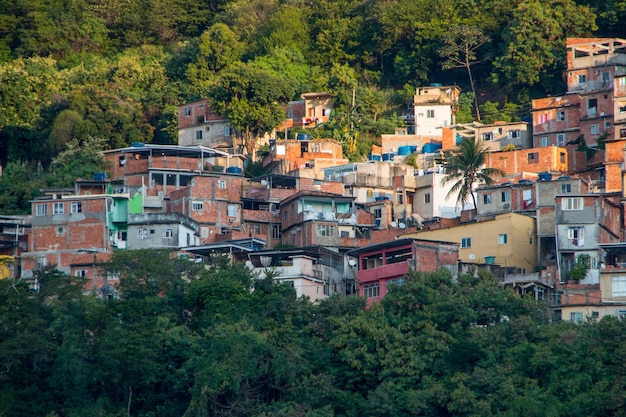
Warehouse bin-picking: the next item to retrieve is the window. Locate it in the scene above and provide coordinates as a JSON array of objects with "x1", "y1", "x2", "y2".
[
  {"x1": 137, "y1": 229, "x2": 148, "y2": 239},
  {"x1": 71, "y1": 202, "x2": 82, "y2": 213},
  {"x1": 620, "y1": 77, "x2": 626, "y2": 86},
  {"x1": 561, "y1": 183, "x2": 571, "y2": 193},
  {"x1": 591, "y1": 124, "x2": 599, "y2": 135},
  {"x1": 53, "y1": 202, "x2": 64, "y2": 215},
  {"x1": 316, "y1": 224, "x2": 335, "y2": 237},
  {"x1": 508, "y1": 130, "x2": 521, "y2": 139},
  {"x1": 397, "y1": 193, "x2": 404, "y2": 204},
  {"x1": 424, "y1": 193, "x2": 431, "y2": 204},
  {"x1": 249, "y1": 224, "x2": 262, "y2": 234},
  {"x1": 373, "y1": 208, "x2": 382, "y2": 218},
  {"x1": 163, "y1": 228, "x2": 173, "y2": 239},
  {"x1": 271, "y1": 224, "x2": 282, "y2": 239},
  {"x1": 562, "y1": 197, "x2": 583, "y2": 210},
  {"x1": 192, "y1": 201, "x2": 203, "y2": 211},
  {"x1": 75, "y1": 270, "x2": 87, "y2": 278},
  {"x1": 461, "y1": 237, "x2": 471, "y2": 248},
  {"x1": 568, "y1": 227, "x2": 585, "y2": 246},
  {"x1": 184, "y1": 106, "x2": 191, "y2": 116},
  {"x1": 482, "y1": 132, "x2": 494, "y2": 141},
  {"x1": 501, "y1": 191, "x2": 510, "y2": 202},
  {"x1": 557, "y1": 111, "x2": 565, "y2": 121},
  {"x1": 611, "y1": 276, "x2": 626, "y2": 297},
  {"x1": 498, "y1": 234, "x2": 508, "y2": 244},
  {"x1": 218, "y1": 180, "x2": 226, "y2": 189},
  {"x1": 620, "y1": 101, "x2": 626, "y2": 113},
  {"x1": 426, "y1": 109, "x2": 435, "y2": 118},
  {"x1": 387, "y1": 278, "x2": 405, "y2": 287},
  {"x1": 578, "y1": 74, "x2": 586, "y2": 84},
  {"x1": 36, "y1": 256, "x2": 47, "y2": 269},
  {"x1": 588, "y1": 98, "x2": 597, "y2": 115},
  {"x1": 570, "y1": 312, "x2": 584, "y2": 323},
  {"x1": 56, "y1": 226, "x2": 65, "y2": 236},
  {"x1": 483, "y1": 194, "x2": 492, "y2": 204},
  {"x1": 528, "y1": 152, "x2": 538, "y2": 162},
  {"x1": 617, "y1": 310, "x2": 626, "y2": 319},
  {"x1": 540, "y1": 136, "x2": 548, "y2": 147},
  {"x1": 557, "y1": 134, "x2": 565, "y2": 146},
  {"x1": 36, "y1": 203, "x2": 47, "y2": 216},
  {"x1": 539, "y1": 113, "x2": 548, "y2": 124},
  {"x1": 195, "y1": 130, "x2": 203, "y2": 140},
  {"x1": 227, "y1": 204, "x2": 237, "y2": 217},
  {"x1": 602, "y1": 71, "x2": 610, "y2": 82},
  {"x1": 224, "y1": 126, "x2": 231, "y2": 136},
  {"x1": 560, "y1": 152, "x2": 566, "y2": 163},
  {"x1": 363, "y1": 283, "x2": 380, "y2": 298}
]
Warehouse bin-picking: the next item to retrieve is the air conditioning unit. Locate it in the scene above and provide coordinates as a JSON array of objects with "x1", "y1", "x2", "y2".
[
  {"x1": 228, "y1": 217, "x2": 235, "y2": 223},
  {"x1": 503, "y1": 203, "x2": 510, "y2": 209}
]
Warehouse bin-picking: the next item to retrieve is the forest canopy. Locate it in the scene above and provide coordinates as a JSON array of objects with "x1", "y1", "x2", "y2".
[
  {"x1": 0, "y1": 0, "x2": 612, "y2": 213},
  {"x1": 1, "y1": 251, "x2": 625, "y2": 417}
]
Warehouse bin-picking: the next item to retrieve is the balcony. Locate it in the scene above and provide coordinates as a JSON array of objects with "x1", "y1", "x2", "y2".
[
  {"x1": 357, "y1": 261, "x2": 410, "y2": 284},
  {"x1": 303, "y1": 211, "x2": 356, "y2": 224}
]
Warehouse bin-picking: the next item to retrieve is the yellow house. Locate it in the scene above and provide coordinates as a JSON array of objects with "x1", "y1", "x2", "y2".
[
  {"x1": 0, "y1": 255, "x2": 14, "y2": 279},
  {"x1": 403, "y1": 213, "x2": 537, "y2": 273}
]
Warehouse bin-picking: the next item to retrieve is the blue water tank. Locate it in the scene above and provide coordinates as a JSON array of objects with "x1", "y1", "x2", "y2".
[
  {"x1": 296, "y1": 133, "x2": 311, "y2": 141},
  {"x1": 131, "y1": 142, "x2": 145, "y2": 147},
  {"x1": 382, "y1": 153, "x2": 394, "y2": 161},
  {"x1": 397, "y1": 146, "x2": 412, "y2": 156},
  {"x1": 94, "y1": 172, "x2": 107, "y2": 181},
  {"x1": 538, "y1": 172, "x2": 552, "y2": 181},
  {"x1": 226, "y1": 166, "x2": 243, "y2": 175},
  {"x1": 370, "y1": 154, "x2": 382, "y2": 161},
  {"x1": 375, "y1": 219, "x2": 381, "y2": 228},
  {"x1": 422, "y1": 143, "x2": 442, "y2": 154},
  {"x1": 409, "y1": 146, "x2": 418, "y2": 153}
]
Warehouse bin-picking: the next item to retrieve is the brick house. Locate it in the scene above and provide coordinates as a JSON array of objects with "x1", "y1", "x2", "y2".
[
  {"x1": 21, "y1": 180, "x2": 116, "y2": 292},
  {"x1": 346, "y1": 238, "x2": 459, "y2": 304},
  {"x1": 178, "y1": 99, "x2": 234, "y2": 149}
]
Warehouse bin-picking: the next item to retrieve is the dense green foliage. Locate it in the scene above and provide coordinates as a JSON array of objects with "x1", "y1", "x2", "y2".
[
  {"x1": 1, "y1": 250, "x2": 625, "y2": 416},
  {"x1": 0, "y1": 0, "x2": 612, "y2": 213}
]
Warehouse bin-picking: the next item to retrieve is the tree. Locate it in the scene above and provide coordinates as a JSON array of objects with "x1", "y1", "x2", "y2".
[
  {"x1": 0, "y1": 161, "x2": 45, "y2": 214},
  {"x1": 491, "y1": 0, "x2": 596, "y2": 95},
  {"x1": 439, "y1": 25, "x2": 489, "y2": 121},
  {"x1": 441, "y1": 137, "x2": 505, "y2": 212},
  {"x1": 209, "y1": 61, "x2": 297, "y2": 157},
  {"x1": 45, "y1": 136, "x2": 110, "y2": 187},
  {"x1": 185, "y1": 23, "x2": 243, "y2": 92}
]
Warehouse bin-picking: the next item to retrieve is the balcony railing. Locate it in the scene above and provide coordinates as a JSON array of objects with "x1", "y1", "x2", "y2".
[{"x1": 357, "y1": 261, "x2": 410, "y2": 283}]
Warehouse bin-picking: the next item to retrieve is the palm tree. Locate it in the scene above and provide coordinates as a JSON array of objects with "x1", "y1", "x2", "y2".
[{"x1": 441, "y1": 137, "x2": 505, "y2": 212}]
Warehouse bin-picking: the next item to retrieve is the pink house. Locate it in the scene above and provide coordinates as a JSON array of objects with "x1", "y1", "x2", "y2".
[{"x1": 347, "y1": 238, "x2": 459, "y2": 304}]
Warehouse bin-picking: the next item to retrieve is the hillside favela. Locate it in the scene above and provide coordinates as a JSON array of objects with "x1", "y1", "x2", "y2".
[{"x1": 2, "y1": 2, "x2": 626, "y2": 416}]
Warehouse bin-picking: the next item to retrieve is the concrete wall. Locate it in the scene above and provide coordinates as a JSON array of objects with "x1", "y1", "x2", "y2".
[{"x1": 405, "y1": 213, "x2": 537, "y2": 272}]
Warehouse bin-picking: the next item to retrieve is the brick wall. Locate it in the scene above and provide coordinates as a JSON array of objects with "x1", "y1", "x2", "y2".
[{"x1": 485, "y1": 147, "x2": 568, "y2": 176}]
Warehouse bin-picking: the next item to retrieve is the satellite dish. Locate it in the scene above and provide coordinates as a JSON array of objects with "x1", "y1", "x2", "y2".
[
  {"x1": 245, "y1": 260, "x2": 255, "y2": 270},
  {"x1": 390, "y1": 221, "x2": 398, "y2": 228},
  {"x1": 348, "y1": 259, "x2": 357, "y2": 267},
  {"x1": 260, "y1": 180, "x2": 268, "y2": 186},
  {"x1": 469, "y1": 254, "x2": 476, "y2": 260},
  {"x1": 398, "y1": 222, "x2": 406, "y2": 229}
]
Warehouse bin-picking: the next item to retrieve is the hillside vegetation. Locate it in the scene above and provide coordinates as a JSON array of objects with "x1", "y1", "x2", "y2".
[
  {"x1": 2, "y1": 250, "x2": 625, "y2": 417},
  {"x1": 0, "y1": 0, "x2": 617, "y2": 212}
]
